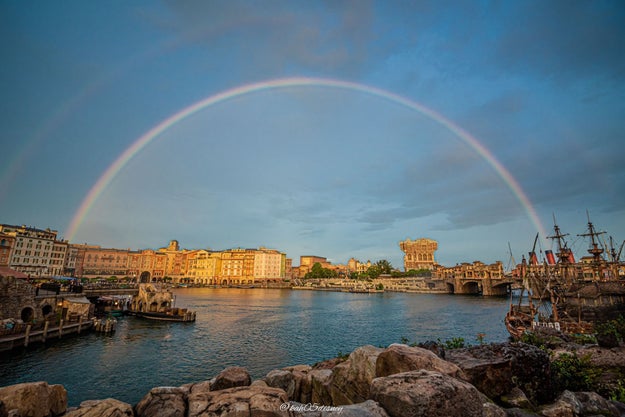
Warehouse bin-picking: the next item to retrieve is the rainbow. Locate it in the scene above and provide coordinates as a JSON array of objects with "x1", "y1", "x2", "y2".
[{"x1": 65, "y1": 76, "x2": 547, "y2": 242}]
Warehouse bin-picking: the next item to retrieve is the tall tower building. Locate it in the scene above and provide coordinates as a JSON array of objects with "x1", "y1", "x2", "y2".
[{"x1": 399, "y1": 238, "x2": 438, "y2": 271}]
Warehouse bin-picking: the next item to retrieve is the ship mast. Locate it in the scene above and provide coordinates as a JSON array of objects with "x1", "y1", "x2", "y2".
[
  {"x1": 577, "y1": 210, "x2": 606, "y2": 280},
  {"x1": 547, "y1": 214, "x2": 574, "y2": 284}
]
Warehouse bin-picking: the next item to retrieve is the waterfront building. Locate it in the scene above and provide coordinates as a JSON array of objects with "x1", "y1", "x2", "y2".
[
  {"x1": 347, "y1": 258, "x2": 372, "y2": 275},
  {"x1": 253, "y1": 247, "x2": 286, "y2": 282},
  {"x1": 63, "y1": 245, "x2": 79, "y2": 277},
  {"x1": 399, "y1": 238, "x2": 439, "y2": 271},
  {"x1": 49, "y1": 240, "x2": 68, "y2": 277},
  {"x1": 128, "y1": 249, "x2": 167, "y2": 282},
  {"x1": 0, "y1": 233, "x2": 15, "y2": 267},
  {"x1": 187, "y1": 250, "x2": 220, "y2": 285},
  {"x1": 435, "y1": 260, "x2": 504, "y2": 280},
  {"x1": 80, "y1": 246, "x2": 130, "y2": 278},
  {"x1": 0, "y1": 224, "x2": 59, "y2": 278},
  {"x1": 157, "y1": 240, "x2": 194, "y2": 282},
  {"x1": 219, "y1": 248, "x2": 256, "y2": 285}
]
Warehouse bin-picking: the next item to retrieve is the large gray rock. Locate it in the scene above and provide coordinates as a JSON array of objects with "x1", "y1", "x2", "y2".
[
  {"x1": 310, "y1": 369, "x2": 334, "y2": 406},
  {"x1": 327, "y1": 345, "x2": 383, "y2": 405},
  {"x1": 499, "y1": 387, "x2": 533, "y2": 410},
  {"x1": 210, "y1": 367, "x2": 252, "y2": 391},
  {"x1": 187, "y1": 385, "x2": 289, "y2": 417},
  {"x1": 375, "y1": 344, "x2": 464, "y2": 379},
  {"x1": 369, "y1": 370, "x2": 483, "y2": 417},
  {"x1": 64, "y1": 398, "x2": 134, "y2": 417},
  {"x1": 481, "y1": 402, "x2": 507, "y2": 417},
  {"x1": 539, "y1": 390, "x2": 622, "y2": 417},
  {"x1": 264, "y1": 365, "x2": 314, "y2": 404},
  {"x1": 446, "y1": 342, "x2": 552, "y2": 404},
  {"x1": 0, "y1": 381, "x2": 67, "y2": 417},
  {"x1": 134, "y1": 386, "x2": 188, "y2": 417},
  {"x1": 539, "y1": 390, "x2": 582, "y2": 417}
]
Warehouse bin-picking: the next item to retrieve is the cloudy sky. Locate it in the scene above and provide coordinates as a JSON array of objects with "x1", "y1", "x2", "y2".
[{"x1": 1, "y1": 1, "x2": 624, "y2": 269}]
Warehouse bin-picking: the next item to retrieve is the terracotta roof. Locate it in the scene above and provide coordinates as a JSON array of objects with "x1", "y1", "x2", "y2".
[{"x1": 0, "y1": 266, "x2": 29, "y2": 279}]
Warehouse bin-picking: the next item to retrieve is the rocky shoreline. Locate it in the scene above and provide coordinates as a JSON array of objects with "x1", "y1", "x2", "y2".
[{"x1": 1, "y1": 341, "x2": 624, "y2": 417}]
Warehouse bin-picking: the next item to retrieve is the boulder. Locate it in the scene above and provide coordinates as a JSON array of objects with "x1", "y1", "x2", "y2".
[
  {"x1": 310, "y1": 369, "x2": 333, "y2": 406},
  {"x1": 210, "y1": 366, "x2": 251, "y2": 391},
  {"x1": 369, "y1": 370, "x2": 483, "y2": 417},
  {"x1": 375, "y1": 344, "x2": 464, "y2": 379},
  {"x1": 326, "y1": 345, "x2": 383, "y2": 405},
  {"x1": 446, "y1": 342, "x2": 552, "y2": 404},
  {"x1": 0, "y1": 381, "x2": 67, "y2": 417},
  {"x1": 573, "y1": 391, "x2": 622, "y2": 416},
  {"x1": 481, "y1": 402, "x2": 507, "y2": 417},
  {"x1": 134, "y1": 386, "x2": 188, "y2": 417},
  {"x1": 63, "y1": 398, "x2": 134, "y2": 417},
  {"x1": 539, "y1": 390, "x2": 582, "y2": 417},
  {"x1": 499, "y1": 387, "x2": 533, "y2": 410},
  {"x1": 264, "y1": 370, "x2": 298, "y2": 399},
  {"x1": 187, "y1": 385, "x2": 289, "y2": 417}
]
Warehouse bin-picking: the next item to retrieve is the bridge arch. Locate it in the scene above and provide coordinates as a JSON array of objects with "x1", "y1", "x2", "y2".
[{"x1": 460, "y1": 281, "x2": 481, "y2": 295}]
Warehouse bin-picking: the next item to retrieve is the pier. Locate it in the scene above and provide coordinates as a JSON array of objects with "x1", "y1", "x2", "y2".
[{"x1": 0, "y1": 316, "x2": 94, "y2": 352}]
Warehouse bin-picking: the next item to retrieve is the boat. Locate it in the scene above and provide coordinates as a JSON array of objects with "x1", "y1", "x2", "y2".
[
  {"x1": 94, "y1": 295, "x2": 131, "y2": 317},
  {"x1": 505, "y1": 213, "x2": 625, "y2": 340},
  {"x1": 127, "y1": 283, "x2": 196, "y2": 322}
]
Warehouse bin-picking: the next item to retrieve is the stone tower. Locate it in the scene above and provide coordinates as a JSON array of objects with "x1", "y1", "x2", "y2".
[{"x1": 399, "y1": 238, "x2": 438, "y2": 271}]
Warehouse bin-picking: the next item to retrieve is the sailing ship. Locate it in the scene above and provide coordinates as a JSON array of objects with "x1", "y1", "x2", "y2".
[{"x1": 505, "y1": 213, "x2": 625, "y2": 340}]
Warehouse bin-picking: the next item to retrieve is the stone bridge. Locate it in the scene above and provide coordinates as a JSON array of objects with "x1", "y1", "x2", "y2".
[{"x1": 445, "y1": 276, "x2": 517, "y2": 296}]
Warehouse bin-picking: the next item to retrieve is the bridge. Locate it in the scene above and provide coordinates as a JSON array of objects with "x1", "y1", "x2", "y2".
[{"x1": 445, "y1": 275, "x2": 517, "y2": 296}]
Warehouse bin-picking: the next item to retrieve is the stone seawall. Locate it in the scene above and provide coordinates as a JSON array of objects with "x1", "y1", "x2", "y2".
[{"x1": 1, "y1": 342, "x2": 624, "y2": 417}]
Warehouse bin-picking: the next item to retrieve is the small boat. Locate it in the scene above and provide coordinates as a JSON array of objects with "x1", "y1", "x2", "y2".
[
  {"x1": 95, "y1": 295, "x2": 131, "y2": 317},
  {"x1": 128, "y1": 283, "x2": 196, "y2": 322}
]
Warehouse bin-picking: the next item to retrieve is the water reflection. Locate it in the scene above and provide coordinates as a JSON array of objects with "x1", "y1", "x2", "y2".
[{"x1": 1, "y1": 288, "x2": 511, "y2": 406}]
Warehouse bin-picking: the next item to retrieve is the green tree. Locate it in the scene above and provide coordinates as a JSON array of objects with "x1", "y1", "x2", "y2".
[{"x1": 375, "y1": 259, "x2": 393, "y2": 275}]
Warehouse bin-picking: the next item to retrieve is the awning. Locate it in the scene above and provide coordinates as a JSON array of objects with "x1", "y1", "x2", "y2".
[
  {"x1": 67, "y1": 296, "x2": 92, "y2": 304},
  {"x1": 0, "y1": 266, "x2": 29, "y2": 279},
  {"x1": 52, "y1": 276, "x2": 79, "y2": 281}
]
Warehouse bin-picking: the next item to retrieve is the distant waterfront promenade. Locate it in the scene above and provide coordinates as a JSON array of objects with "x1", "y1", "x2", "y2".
[{"x1": 0, "y1": 287, "x2": 513, "y2": 407}]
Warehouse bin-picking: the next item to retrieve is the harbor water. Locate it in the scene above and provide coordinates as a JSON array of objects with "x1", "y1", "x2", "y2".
[{"x1": 0, "y1": 288, "x2": 513, "y2": 406}]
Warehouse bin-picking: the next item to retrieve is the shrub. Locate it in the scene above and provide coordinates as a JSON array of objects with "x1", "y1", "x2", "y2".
[{"x1": 551, "y1": 353, "x2": 601, "y2": 393}]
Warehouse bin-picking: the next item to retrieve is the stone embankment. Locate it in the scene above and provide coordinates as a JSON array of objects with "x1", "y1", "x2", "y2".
[{"x1": 1, "y1": 342, "x2": 624, "y2": 417}]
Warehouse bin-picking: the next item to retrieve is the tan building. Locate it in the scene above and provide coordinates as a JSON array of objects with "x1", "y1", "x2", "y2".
[
  {"x1": 157, "y1": 240, "x2": 192, "y2": 281},
  {"x1": 399, "y1": 238, "x2": 438, "y2": 271},
  {"x1": 0, "y1": 233, "x2": 15, "y2": 267},
  {"x1": 435, "y1": 261, "x2": 504, "y2": 280},
  {"x1": 219, "y1": 248, "x2": 256, "y2": 285},
  {"x1": 0, "y1": 224, "x2": 59, "y2": 278},
  {"x1": 80, "y1": 246, "x2": 130, "y2": 277},
  {"x1": 253, "y1": 247, "x2": 286, "y2": 281},
  {"x1": 128, "y1": 249, "x2": 167, "y2": 282},
  {"x1": 187, "y1": 250, "x2": 220, "y2": 284},
  {"x1": 347, "y1": 258, "x2": 372, "y2": 275},
  {"x1": 49, "y1": 241, "x2": 68, "y2": 276}
]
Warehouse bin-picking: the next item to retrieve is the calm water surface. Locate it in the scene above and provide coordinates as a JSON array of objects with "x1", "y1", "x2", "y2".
[{"x1": 0, "y1": 288, "x2": 512, "y2": 406}]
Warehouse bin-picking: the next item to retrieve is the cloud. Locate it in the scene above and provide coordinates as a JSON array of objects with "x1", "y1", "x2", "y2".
[
  {"x1": 160, "y1": 0, "x2": 377, "y2": 78},
  {"x1": 494, "y1": 1, "x2": 625, "y2": 81}
]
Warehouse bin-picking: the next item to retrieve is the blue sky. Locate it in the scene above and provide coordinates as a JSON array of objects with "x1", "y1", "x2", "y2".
[{"x1": 1, "y1": 1, "x2": 624, "y2": 269}]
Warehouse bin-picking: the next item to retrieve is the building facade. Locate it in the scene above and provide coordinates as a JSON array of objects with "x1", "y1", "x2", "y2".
[
  {"x1": 0, "y1": 233, "x2": 15, "y2": 267},
  {"x1": 399, "y1": 238, "x2": 438, "y2": 271},
  {"x1": 0, "y1": 224, "x2": 60, "y2": 278}
]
